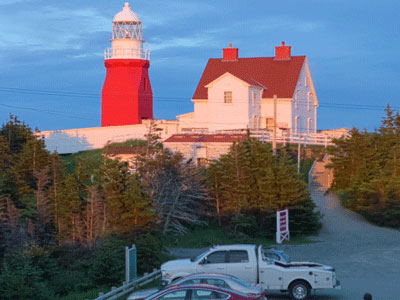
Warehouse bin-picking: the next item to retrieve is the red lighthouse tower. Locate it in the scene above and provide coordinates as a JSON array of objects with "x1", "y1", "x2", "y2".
[{"x1": 102, "y1": 2, "x2": 153, "y2": 127}]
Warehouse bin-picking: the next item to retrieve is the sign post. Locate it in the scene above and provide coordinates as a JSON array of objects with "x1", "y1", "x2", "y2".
[
  {"x1": 276, "y1": 209, "x2": 290, "y2": 244},
  {"x1": 125, "y1": 244, "x2": 137, "y2": 283}
]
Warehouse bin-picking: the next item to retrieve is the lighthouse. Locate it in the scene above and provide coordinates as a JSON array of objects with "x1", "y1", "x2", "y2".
[{"x1": 101, "y1": 2, "x2": 153, "y2": 127}]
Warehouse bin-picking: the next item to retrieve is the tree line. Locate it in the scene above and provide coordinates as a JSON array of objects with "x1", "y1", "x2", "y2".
[
  {"x1": 0, "y1": 116, "x2": 321, "y2": 299},
  {"x1": 328, "y1": 106, "x2": 400, "y2": 228}
]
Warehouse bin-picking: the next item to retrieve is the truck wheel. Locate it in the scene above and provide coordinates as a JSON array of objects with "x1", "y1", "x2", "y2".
[{"x1": 289, "y1": 280, "x2": 311, "y2": 300}]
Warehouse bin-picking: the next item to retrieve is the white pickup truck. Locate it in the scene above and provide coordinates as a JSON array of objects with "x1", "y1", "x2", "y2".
[{"x1": 161, "y1": 244, "x2": 340, "y2": 300}]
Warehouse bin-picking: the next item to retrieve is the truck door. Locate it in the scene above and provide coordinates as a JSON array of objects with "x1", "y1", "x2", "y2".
[
  {"x1": 226, "y1": 250, "x2": 256, "y2": 284},
  {"x1": 257, "y1": 246, "x2": 283, "y2": 290},
  {"x1": 196, "y1": 250, "x2": 227, "y2": 274}
]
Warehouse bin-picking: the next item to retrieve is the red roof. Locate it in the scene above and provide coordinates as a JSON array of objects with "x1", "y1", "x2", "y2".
[
  {"x1": 164, "y1": 134, "x2": 247, "y2": 143},
  {"x1": 192, "y1": 56, "x2": 306, "y2": 100},
  {"x1": 103, "y1": 146, "x2": 145, "y2": 155}
]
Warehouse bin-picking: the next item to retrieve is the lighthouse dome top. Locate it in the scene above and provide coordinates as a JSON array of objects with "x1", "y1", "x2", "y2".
[{"x1": 113, "y1": 2, "x2": 140, "y2": 23}]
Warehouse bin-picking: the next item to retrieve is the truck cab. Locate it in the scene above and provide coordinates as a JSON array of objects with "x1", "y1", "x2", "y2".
[{"x1": 162, "y1": 245, "x2": 258, "y2": 286}]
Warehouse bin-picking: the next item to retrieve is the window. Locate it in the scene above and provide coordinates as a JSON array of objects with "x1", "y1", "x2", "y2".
[
  {"x1": 307, "y1": 118, "x2": 312, "y2": 134},
  {"x1": 252, "y1": 92, "x2": 256, "y2": 106},
  {"x1": 181, "y1": 279, "x2": 202, "y2": 285},
  {"x1": 266, "y1": 118, "x2": 274, "y2": 131},
  {"x1": 304, "y1": 76, "x2": 308, "y2": 87},
  {"x1": 224, "y1": 91, "x2": 232, "y2": 103},
  {"x1": 295, "y1": 116, "x2": 300, "y2": 135},
  {"x1": 229, "y1": 250, "x2": 249, "y2": 263},
  {"x1": 144, "y1": 78, "x2": 148, "y2": 91},
  {"x1": 159, "y1": 290, "x2": 189, "y2": 300},
  {"x1": 192, "y1": 290, "x2": 229, "y2": 300},
  {"x1": 253, "y1": 116, "x2": 258, "y2": 129},
  {"x1": 307, "y1": 93, "x2": 313, "y2": 111},
  {"x1": 295, "y1": 90, "x2": 299, "y2": 109},
  {"x1": 203, "y1": 279, "x2": 229, "y2": 289},
  {"x1": 206, "y1": 251, "x2": 227, "y2": 264}
]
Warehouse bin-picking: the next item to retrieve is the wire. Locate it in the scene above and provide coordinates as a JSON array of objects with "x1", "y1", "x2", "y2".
[
  {"x1": 0, "y1": 86, "x2": 397, "y2": 110},
  {"x1": 0, "y1": 103, "x2": 97, "y2": 121},
  {"x1": 0, "y1": 86, "x2": 397, "y2": 122}
]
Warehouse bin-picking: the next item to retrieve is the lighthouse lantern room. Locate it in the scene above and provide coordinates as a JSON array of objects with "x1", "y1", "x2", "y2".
[{"x1": 102, "y1": 2, "x2": 153, "y2": 127}]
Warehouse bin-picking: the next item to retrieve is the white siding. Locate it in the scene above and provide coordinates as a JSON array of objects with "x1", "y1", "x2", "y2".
[
  {"x1": 193, "y1": 101, "x2": 209, "y2": 129},
  {"x1": 291, "y1": 59, "x2": 318, "y2": 134},
  {"x1": 37, "y1": 120, "x2": 180, "y2": 154},
  {"x1": 260, "y1": 99, "x2": 292, "y2": 132},
  {"x1": 206, "y1": 74, "x2": 251, "y2": 131}
]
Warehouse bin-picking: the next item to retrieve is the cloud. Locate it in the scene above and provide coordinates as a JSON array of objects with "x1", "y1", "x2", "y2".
[
  {"x1": 0, "y1": 5, "x2": 109, "y2": 53},
  {"x1": 150, "y1": 34, "x2": 218, "y2": 51},
  {"x1": 0, "y1": 0, "x2": 36, "y2": 5},
  {"x1": 236, "y1": 17, "x2": 323, "y2": 34}
]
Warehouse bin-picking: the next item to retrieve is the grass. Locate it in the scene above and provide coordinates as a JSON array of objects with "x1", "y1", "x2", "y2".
[
  {"x1": 61, "y1": 148, "x2": 104, "y2": 174},
  {"x1": 60, "y1": 139, "x2": 147, "y2": 174}
]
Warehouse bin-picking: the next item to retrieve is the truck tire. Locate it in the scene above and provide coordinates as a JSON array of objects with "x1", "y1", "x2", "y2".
[{"x1": 289, "y1": 280, "x2": 311, "y2": 300}]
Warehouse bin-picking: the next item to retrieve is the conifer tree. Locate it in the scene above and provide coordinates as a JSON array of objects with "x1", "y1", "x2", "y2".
[{"x1": 207, "y1": 136, "x2": 321, "y2": 236}]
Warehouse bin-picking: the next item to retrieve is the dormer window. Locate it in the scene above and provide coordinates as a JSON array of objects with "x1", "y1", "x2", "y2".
[
  {"x1": 252, "y1": 92, "x2": 257, "y2": 106},
  {"x1": 224, "y1": 91, "x2": 232, "y2": 103}
]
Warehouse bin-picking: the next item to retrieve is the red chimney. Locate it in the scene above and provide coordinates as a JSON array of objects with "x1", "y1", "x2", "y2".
[
  {"x1": 223, "y1": 43, "x2": 239, "y2": 61},
  {"x1": 275, "y1": 41, "x2": 291, "y2": 60}
]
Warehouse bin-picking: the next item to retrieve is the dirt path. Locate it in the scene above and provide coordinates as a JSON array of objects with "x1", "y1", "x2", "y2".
[
  {"x1": 275, "y1": 187, "x2": 400, "y2": 300},
  {"x1": 168, "y1": 187, "x2": 400, "y2": 299}
]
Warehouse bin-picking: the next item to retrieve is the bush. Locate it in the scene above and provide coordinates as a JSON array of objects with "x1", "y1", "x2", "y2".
[
  {"x1": 87, "y1": 236, "x2": 125, "y2": 286},
  {"x1": 136, "y1": 233, "x2": 164, "y2": 274},
  {"x1": 0, "y1": 248, "x2": 56, "y2": 300}
]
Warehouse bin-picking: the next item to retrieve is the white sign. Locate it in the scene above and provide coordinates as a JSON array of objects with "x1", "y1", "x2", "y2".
[{"x1": 276, "y1": 209, "x2": 290, "y2": 244}]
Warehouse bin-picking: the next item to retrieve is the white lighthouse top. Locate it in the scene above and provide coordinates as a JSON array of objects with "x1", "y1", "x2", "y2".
[{"x1": 113, "y1": 2, "x2": 140, "y2": 23}]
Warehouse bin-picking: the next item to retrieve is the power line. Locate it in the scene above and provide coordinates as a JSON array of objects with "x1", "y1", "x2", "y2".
[
  {"x1": 0, "y1": 85, "x2": 396, "y2": 109},
  {"x1": 0, "y1": 86, "x2": 397, "y2": 120},
  {"x1": 0, "y1": 103, "x2": 97, "y2": 121}
]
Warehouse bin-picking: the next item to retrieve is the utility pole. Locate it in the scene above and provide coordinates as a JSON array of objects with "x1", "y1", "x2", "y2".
[
  {"x1": 297, "y1": 137, "x2": 301, "y2": 174},
  {"x1": 273, "y1": 94, "x2": 277, "y2": 155}
]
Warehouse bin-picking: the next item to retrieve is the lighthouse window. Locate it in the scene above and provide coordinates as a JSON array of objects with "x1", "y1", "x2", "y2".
[
  {"x1": 224, "y1": 91, "x2": 232, "y2": 103},
  {"x1": 144, "y1": 78, "x2": 148, "y2": 91}
]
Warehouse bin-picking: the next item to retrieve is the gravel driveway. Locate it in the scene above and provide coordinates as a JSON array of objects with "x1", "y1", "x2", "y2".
[{"x1": 169, "y1": 187, "x2": 400, "y2": 300}]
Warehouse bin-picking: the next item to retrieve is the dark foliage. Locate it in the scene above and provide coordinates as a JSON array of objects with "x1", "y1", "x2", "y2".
[{"x1": 328, "y1": 105, "x2": 400, "y2": 228}]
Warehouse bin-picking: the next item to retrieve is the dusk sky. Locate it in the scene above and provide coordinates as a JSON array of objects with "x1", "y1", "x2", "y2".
[{"x1": 0, "y1": 0, "x2": 399, "y2": 131}]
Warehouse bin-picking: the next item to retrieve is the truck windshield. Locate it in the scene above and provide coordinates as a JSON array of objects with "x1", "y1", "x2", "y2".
[{"x1": 191, "y1": 250, "x2": 209, "y2": 262}]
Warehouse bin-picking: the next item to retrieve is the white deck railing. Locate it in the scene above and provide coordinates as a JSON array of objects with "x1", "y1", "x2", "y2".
[
  {"x1": 104, "y1": 48, "x2": 150, "y2": 60},
  {"x1": 183, "y1": 129, "x2": 342, "y2": 147}
]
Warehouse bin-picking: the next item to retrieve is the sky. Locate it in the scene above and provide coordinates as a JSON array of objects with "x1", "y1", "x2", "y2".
[{"x1": 0, "y1": 0, "x2": 399, "y2": 131}]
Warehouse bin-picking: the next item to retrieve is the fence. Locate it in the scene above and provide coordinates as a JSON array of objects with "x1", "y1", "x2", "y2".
[
  {"x1": 210, "y1": 129, "x2": 343, "y2": 147},
  {"x1": 91, "y1": 269, "x2": 161, "y2": 300},
  {"x1": 251, "y1": 131, "x2": 336, "y2": 147}
]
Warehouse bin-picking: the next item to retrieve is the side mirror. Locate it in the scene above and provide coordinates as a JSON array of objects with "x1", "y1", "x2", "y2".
[{"x1": 199, "y1": 257, "x2": 207, "y2": 265}]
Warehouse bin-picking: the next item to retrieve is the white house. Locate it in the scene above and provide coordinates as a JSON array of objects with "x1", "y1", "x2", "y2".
[{"x1": 178, "y1": 42, "x2": 318, "y2": 135}]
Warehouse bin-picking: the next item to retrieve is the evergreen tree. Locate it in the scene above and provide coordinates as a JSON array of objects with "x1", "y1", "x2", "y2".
[
  {"x1": 207, "y1": 136, "x2": 321, "y2": 236},
  {"x1": 328, "y1": 106, "x2": 400, "y2": 228}
]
